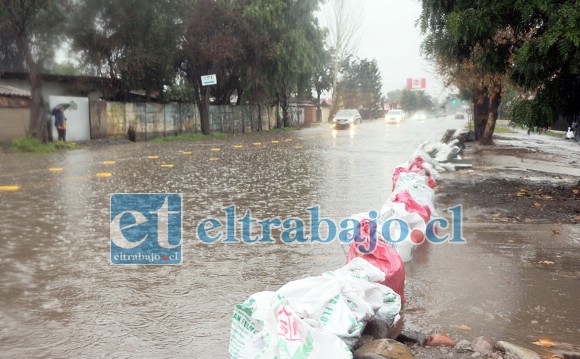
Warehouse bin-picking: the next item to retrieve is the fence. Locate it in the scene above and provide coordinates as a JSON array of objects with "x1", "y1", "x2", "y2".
[{"x1": 89, "y1": 101, "x2": 289, "y2": 140}]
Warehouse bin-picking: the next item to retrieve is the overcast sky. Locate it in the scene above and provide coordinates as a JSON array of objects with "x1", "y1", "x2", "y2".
[{"x1": 317, "y1": 0, "x2": 448, "y2": 101}]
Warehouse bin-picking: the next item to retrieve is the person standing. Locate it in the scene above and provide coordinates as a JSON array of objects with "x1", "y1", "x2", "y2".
[{"x1": 54, "y1": 107, "x2": 67, "y2": 142}]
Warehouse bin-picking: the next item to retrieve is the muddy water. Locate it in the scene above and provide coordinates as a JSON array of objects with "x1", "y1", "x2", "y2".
[
  {"x1": 1, "y1": 117, "x2": 577, "y2": 358},
  {"x1": 404, "y1": 223, "x2": 580, "y2": 348}
]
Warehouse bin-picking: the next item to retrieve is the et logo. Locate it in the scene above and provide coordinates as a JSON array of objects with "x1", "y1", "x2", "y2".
[{"x1": 110, "y1": 194, "x2": 182, "y2": 265}]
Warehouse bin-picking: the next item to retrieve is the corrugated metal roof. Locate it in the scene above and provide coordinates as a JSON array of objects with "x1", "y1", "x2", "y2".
[{"x1": 0, "y1": 84, "x2": 31, "y2": 98}]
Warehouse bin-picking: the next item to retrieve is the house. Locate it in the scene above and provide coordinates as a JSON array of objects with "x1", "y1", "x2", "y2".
[{"x1": 0, "y1": 72, "x2": 114, "y2": 142}]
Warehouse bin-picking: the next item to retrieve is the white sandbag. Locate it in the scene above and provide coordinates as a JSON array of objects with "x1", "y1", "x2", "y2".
[
  {"x1": 392, "y1": 171, "x2": 437, "y2": 215},
  {"x1": 229, "y1": 291, "x2": 352, "y2": 359},
  {"x1": 277, "y1": 258, "x2": 394, "y2": 345},
  {"x1": 378, "y1": 201, "x2": 426, "y2": 262}
]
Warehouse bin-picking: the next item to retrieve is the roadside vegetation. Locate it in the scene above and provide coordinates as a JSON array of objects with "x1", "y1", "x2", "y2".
[{"x1": 10, "y1": 137, "x2": 80, "y2": 153}]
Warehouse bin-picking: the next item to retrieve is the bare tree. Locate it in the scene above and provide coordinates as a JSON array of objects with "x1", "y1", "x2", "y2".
[{"x1": 323, "y1": 0, "x2": 363, "y2": 116}]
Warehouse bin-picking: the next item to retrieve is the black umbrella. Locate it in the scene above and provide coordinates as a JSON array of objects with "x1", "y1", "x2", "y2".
[{"x1": 51, "y1": 101, "x2": 77, "y2": 115}]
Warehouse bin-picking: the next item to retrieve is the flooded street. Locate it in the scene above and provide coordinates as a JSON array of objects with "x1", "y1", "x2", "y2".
[{"x1": 1, "y1": 117, "x2": 578, "y2": 358}]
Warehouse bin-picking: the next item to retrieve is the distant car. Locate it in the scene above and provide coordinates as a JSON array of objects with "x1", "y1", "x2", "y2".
[
  {"x1": 454, "y1": 112, "x2": 466, "y2": 120},
  {"x1": 385, "y1": 109, "x2": 405, "y2": 124},
  {"x1": 333, "y1": 109, "x2": 362, "y2": 127}
]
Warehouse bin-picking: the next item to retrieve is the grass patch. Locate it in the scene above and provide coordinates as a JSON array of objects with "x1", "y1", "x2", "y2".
[
  {"x1": 544, "y1": 130, "x2": 563, "y2": 138},
  {"x1": 10, "y1": 137, "x2": 80, "y2": 153},
  {"x1": 493, "y1": 126, "x2": 516, "y2": 134},
  {"x1": 151, "y1": 132, "x2": 229, "y2": 143}
]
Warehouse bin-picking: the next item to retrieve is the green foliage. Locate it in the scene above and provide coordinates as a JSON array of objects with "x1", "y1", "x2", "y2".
[
  {"x1": 507, "y1": 97, "x2": 556, "y2": 129},
  {"x1": 420, "y1": 0, "x2": 580, "y2": 133},
  {"x1": 69, "y1": 0, "x2": 184, "y2": 99},
  {"x1": 242, "y1": 0, "x2": 325, "y2": 126},
  {"x1": 1, "y1": 0, "x2": 70, "y2": 141},
  {"x1": 10, "y1": 137, "x2": 80, "y2": 153},
  {"x1": 510, "y1": 0, "x2": 580, "y2": 122},
  {"x1": 163, "y1": 81, "x2": 197, "y2": 103},
  {"x1": 400, "y1": 89, "x2": 433, "y2": 112},
  {"x1": 339, "y1": 58, "x2": 383, "y2": 112},
  {"x1": 387, "y1": 89, "x2": 403, "y2": 104}
]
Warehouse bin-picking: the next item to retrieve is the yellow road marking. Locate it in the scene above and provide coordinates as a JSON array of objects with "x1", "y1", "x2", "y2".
[
  {"x1": 49, "y1": 167, "x2": 64, "y2": 172},
  {"x1": 96, "y1": 172, "x2": 112, "y2": 177},
  {"x1": 0, "y1": 185, "x2": 21, "y2": 191}
]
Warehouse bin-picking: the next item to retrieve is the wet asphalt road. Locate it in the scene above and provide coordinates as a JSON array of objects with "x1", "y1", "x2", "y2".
[{"x1": 0, "y1": 116, "x2": 578, "y2": 358}]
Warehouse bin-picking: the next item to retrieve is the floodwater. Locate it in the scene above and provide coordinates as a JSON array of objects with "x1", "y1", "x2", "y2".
[{"x1": 1, "y1": 116, "x2": 578, "y2": 358}]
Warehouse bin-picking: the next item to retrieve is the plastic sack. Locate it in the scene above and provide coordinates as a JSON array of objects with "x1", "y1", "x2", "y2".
[
  {"x1": 229, "y1": 259, "x2": 403, "y2": 357},
  {"x1": 392, "y1": 165, "x2": 436, "y2": 190},
  {"x1": 375, "y1": 290, "x2": 402, "y2": 326},
  {"x1": 346, "y1": 219, "x2": 406, "y2": 303},
  {"x1": 392, "y1": 171, "x2": 437, "y2": 215},
  {"x1": 392, "y1": 190, "x2": 431, "y2": 223},
  {"x1": 278, "y1": 258, "x2": 397, "y2": 348},
  {"x1": 378, "y1": 201, "x2": 427, "y2": 263},
  {"x1": 229, "y1": 291, "x2": 352, "y2": 359}
]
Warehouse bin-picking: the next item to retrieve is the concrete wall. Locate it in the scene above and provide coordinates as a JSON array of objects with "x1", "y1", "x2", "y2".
[{"x1": 90, "y1": 101, "x2": 279, "y2": 140}]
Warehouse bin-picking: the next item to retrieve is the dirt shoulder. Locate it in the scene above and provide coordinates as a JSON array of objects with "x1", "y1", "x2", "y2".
[
  {"x1": 436, "y1": 132, "x2": 580, "y2": 224},
  {"x1": 406, "y1": 131, "x2": 579, "y2": 358}
]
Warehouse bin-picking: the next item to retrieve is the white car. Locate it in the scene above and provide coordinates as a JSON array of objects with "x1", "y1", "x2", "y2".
[
  {"x1": 385, "y1": 109, "x2": 405, "y2": 124},
  {"x1": 333, "y1": 109, "x2": 362, "y2": 127}
]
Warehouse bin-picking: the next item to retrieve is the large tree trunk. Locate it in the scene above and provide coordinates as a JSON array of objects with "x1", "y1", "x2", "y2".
[
  {"x1": 275, "y1": 92, "x2": 282, "y2": 128},
  {"x1": 282, "y1": 93, "x2": 290, "y2": 128},
  {"x1": 199, "y1": 86, "x2": 210, "y2": 135},
  {"x1": 194, "y1": 81, "x2": 211, "y2": 135},
  {"x1": 28, "y1": 68, "x2": 48, "y2": 142},
  {"x1": 480, "y1": 87, "x2": 502, "y2": 145},
  {"x1": 316, "y1": 89, "x2": 322, "y2": 122},
  {"x1": 18, "y1": 33, "x2": 48, "y2": 142},
  {"x1": 472, "y1": 87, "x2": 489, "y2": 141}
]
